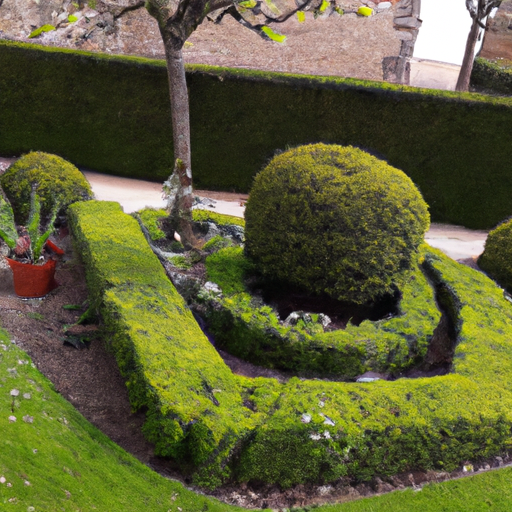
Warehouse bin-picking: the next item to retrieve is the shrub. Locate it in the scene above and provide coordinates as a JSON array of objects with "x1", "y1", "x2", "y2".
[
  {"x1": 478, "y1": 217, "x2": 512, "y2": 292},
  {"x1": 0, "y1": 151, "x2": 92, "y2": 223},
  {"x1": 244, "y1": 144, "x2": 430, "y2": 305},
  {"x1": 202, "y1": 246, "x2": 440, "y2": 377},
  {"x1": 471, "y1": 57, "x2": 512, "y2": 96},
  {"x1": 135, "y1": 208, "x2": 167, "y2": 241}
]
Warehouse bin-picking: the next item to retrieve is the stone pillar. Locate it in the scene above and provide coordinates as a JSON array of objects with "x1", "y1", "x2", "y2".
[{"x1": 383, "y1": 0, "x2": 422, "y2": 84}]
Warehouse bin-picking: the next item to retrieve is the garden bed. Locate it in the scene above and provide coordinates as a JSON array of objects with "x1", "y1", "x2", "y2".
[{"x1": 66, "y1": 200, "x2": 512, "y2": 491}]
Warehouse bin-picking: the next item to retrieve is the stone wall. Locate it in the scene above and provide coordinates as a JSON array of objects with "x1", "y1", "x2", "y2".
[
  {"x1": 480, "y1": 0, "x2": 512, "y2": 62},
  {"x1": 0, "y1": 0, "x2": 509, "y2": 83},
  {"x1": 0, "y1": 0, "x2": 403, "y2": 82}
]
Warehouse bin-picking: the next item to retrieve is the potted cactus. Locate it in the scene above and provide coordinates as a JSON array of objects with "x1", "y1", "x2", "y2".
[{"x1": 0, "y1": 187, "x2": 63, "y2": 298}]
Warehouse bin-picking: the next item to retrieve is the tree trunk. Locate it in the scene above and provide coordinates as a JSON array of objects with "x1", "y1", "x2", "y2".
[
  {"x1": 161, "y1": 31, "x2": 199, "y2": 249},
  {"x1": 456, "y1": 17, "x2": 481, "y2": 92}
]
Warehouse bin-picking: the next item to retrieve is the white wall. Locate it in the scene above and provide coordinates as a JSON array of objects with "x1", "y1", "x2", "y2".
[{"x1": 413, "y1": 0, "x2": 484, "y2": 66}]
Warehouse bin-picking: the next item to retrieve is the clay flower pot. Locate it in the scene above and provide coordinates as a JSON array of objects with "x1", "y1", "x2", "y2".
[{"x1": 6, "y1": 241, "x2": 65, "y2": 298}]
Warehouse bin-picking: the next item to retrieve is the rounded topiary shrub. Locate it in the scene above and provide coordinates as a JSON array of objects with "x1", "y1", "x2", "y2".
[
  {"x1": 244, "y1": 143, "x2": 430, "y2": 305},
  {"x1": 0, "y1": 152, "x2": 93, "y2": 223},
  {"x1": 477, "y1": 218, "x2": 512, "y2": 292}
]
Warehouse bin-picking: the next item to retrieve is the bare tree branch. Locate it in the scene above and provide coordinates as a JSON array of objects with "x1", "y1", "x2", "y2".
[{"x1": 113, "y1": 0, "x2": 147, "y2": 20}]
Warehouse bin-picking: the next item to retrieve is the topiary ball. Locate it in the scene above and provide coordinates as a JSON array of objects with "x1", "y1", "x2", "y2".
[
  {"x1": 477, "y1": 218, "x2": 512, "y2": 292},
  {"x1": 0, "y1": 152, "x2": 93, "y2": 223},
  {"x1": 244, "y1": 143, "x2": 430, "y2": 305}
]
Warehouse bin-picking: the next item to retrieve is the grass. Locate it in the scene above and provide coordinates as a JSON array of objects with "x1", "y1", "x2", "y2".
[
  {"x1": 0, "y1": 326, "x2": 249, "y2": 512},
  {"x1": 319, "y1": 468, "x2": 512, "y2": 511}
]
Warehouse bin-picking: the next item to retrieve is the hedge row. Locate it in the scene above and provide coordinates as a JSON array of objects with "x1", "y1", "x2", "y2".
[
  {"x1": 2, "y1": 39, "x2": 512, "y2": 229},
  {"x1": 67, "y1": 201, "x2": 253, "y2": 488},
  {"x1": 69, "y1": 200, "x2": 512, "y2": 489},
  {"x1": 471, "y1": 57, "x2": 512, "y2": 96},
  {"x1": 202, "y1": 246, "x2": 440, "y2": 378}
]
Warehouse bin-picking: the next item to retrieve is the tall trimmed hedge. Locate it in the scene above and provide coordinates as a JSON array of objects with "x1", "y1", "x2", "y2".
[{"x1": 2, "y1": 40, "x2": 512, "y2": 228}]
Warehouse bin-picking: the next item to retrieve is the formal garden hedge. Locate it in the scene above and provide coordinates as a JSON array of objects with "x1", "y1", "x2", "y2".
[
  {"x1": 471, "y1": 57, "x2": 512, "y2": 96},
  {"x1": 203, "y1": 245, "x2": 440, "y2": 377},
  {"x1": 68, "y1": 200, "x2": 512, "y2": 490},
  {"x1": 2, "y1": 39, "x2": 512, "y2": 229}
]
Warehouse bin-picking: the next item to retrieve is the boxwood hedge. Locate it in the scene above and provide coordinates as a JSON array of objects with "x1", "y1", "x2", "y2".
[
  {"x1": 67, "y1": 201, "x2": 254, "y2": 488},
  {"x1": 2, "y1": 40, "x2": 512, "y2": 229},
  {"x1": 203, "y1": 246, "x2": 440, "y2": 378},
  {"x1": 68, "y1": 200, "x2": 512, "y2": 490}
]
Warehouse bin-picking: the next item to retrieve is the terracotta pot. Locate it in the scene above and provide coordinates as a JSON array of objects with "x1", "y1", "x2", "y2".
[{"x1": 6, "y1": 241, "x2": 64, "y2": 298}]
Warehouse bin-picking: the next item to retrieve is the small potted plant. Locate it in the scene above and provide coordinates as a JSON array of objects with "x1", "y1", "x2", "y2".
[{"x1": 0, "y1": 187, "x2": 63, "y2": 298}]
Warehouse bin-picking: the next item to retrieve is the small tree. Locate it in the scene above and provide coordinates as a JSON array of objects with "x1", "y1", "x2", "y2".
[
  {"x1": 456, "y1": 0, "x2": 502, "y2": 92},
  {"x1": 145, "y1": 0, "x2": 347, "y2": 247}
]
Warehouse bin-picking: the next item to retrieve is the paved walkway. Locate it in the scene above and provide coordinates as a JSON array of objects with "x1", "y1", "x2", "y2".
[{"x1": 84, "y1": 171, "x2": 488, "y2": 262}]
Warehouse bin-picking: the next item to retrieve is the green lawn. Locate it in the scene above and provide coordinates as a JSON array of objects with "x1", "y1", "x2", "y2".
[{"x1": 0, "y1": 326, "x2": 249, "y2": 512}]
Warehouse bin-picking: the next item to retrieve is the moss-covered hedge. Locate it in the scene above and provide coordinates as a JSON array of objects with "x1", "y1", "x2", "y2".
[
  {"x1": 67, "y1": 201, "x2": 253, "y2": 488},
  {"x1": 471, "y1": 57, "x2": 512, "y2": 96},
  {"x1": 3, "y1": 40, "x2": 512, "y2": 229},
  {"x1": 234, "y1": 251, "x2": 512, "y2": 486},
  {"x1": 203, "y1": 246, "x2": 440, "y2": 378},
  {"x1": 69, "y1": 200, "x2": 512, "y2": 490}
]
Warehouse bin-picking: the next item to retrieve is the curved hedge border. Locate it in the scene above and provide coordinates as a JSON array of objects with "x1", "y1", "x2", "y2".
[
  {"x1": 3, "y1": 39, "x2": 512, "y2": 229},
  {"x1": 202, "y1": 246, "x2": 440, "y2": 378},
  {"x1": 69, "y1": 201, "x2": 512, "y2": 490}
]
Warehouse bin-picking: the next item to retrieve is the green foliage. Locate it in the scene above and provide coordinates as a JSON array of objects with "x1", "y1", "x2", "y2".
[
  {"x1": 67, "y1": 201, "x2": 254, "y2": 488},
  {"x1": 203, "y1": 246, "x2": 439, "y2": 377},
  {"x1": 0, "y1": 186, "x2": 59, "y2": 262},
  {"x1": 357, "y1": 6, "x2": 372, "y2": 15},
  {"x1": 261, "y1": 26, "x2": 286, "y2": 43},
  {"x1": 0, "y1": 151, "x2": 92, "y2": 224},
  {"x1": 192, "y1": 208, "x2": 245, "y2": 227},
  {"x1": 245, "y1": 144, "x2": 430, "y2": 305},
  {"x1": 4, "y1": 40, "x2": 512, "y2": 228},
  {"x1": 471, "y1": 57, "x2": 512, "y2": 96},
  {"x1": 168, "y1": 254, "x2": 192, "y2": 269},
  {"x1": 478, "y1": 217, "x2": 512, "y2": 292},
  {"x1": 28, "y1": 24, "x2": 56, "y2": 38},
  {"x1": 202, "y1": 234, "x2": 232, "y2": 252},
  {"x1": 0, "y1": 190, "x2": 17, "y2": 249},
  {"x1": 205, "y1": 246, "x2": 255, "y2": 295},
  {"x1": 135, "y1": 207, "x2": 167, "y2": 241},
  {"x1": 68, "y1": 14, "x2": 79, "y2": 22}
]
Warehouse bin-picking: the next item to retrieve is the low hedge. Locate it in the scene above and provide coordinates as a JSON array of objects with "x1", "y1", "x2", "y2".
[
  {"x1": 234, "y1": 250, "x2": 512, "y2": 486},
  {"x1": 69, "y1": 200, "x2": 512, "y2": 490},
  {"x1": 67, "y1": 201, "x2": 253, "y2": 488},
  {"x1": 3, "y1": 40, "x2": 512, "y2": 229},
  {"x1": 202, "y1": 246, "x2": 440, "y2": 378}
]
